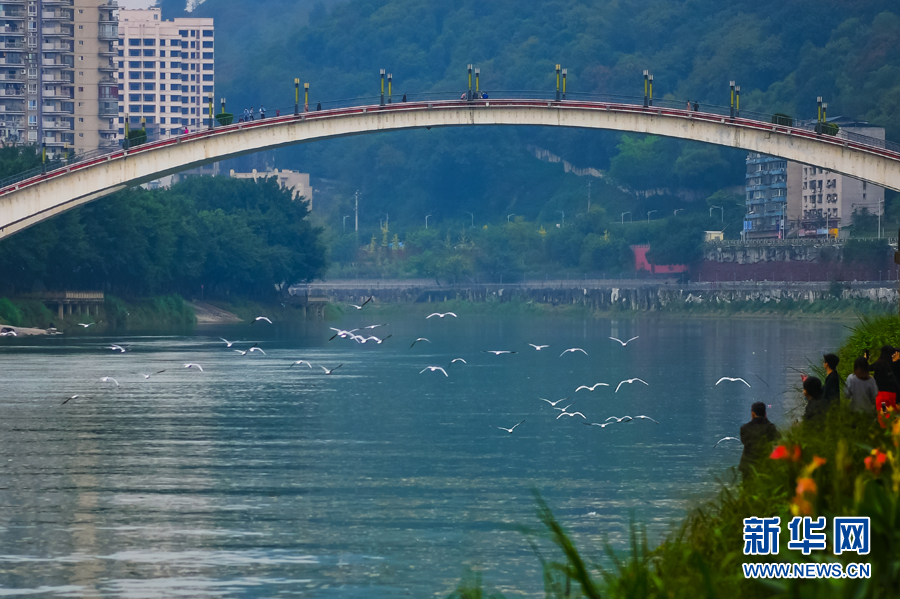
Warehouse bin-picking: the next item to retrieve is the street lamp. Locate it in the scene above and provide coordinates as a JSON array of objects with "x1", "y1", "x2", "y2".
[
  {"x1": 465, "y1": 211, "x2": 474, "y2": 227},
  {"x1": 647, "y1": 210, "x2": 657, "y2": 222},
  {"x1": 674, "y1": 208, "x2": 684, "y2": 216},
  {"x1": 507, "y1": 213, "x2": 515, "y2": 222},
  {"x1": 557, "y1": 210, "x2": 565, "y2": 227},
  {"x1": 425, "y1": 214, "x2": 432, "y2": 229},
  {"x1": 342, "y1": 215, "x2": 350, "y2": 232},
  {"x1": 710, "y1": 205, "x2": 723, "y2": 222},
  {"x1": 621, "y1": 211, "x2": 631, "y2": 224}
]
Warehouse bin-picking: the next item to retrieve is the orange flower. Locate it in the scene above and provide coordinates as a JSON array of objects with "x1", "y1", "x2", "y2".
[
  {"x1": 806, "y1": 456, "x2": 827, "y2": 474},
  {"x1": 790, "y1": 495, "x2": 813, "y2": 517},
  {"x1": 796, "y1": 477, "x2": 817, "y2": 495},
  {"x1": 792, "y1": 445, "x2": 803, "y2": 462},
  {"x1": 770, "y1": 445, "x2": 789, "y2": 460},
  {"x1": 864, "y1": 449, "x2": 887, "y2": 476}
]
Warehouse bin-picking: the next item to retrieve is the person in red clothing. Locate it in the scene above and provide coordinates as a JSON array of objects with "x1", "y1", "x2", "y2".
[{"x1": 866, "y1": 345, "x2": 900, "y2": 426}]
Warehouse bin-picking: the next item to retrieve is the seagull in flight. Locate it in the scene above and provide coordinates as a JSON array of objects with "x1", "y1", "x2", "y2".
[
  {"x1": 290, "y1": 360, "x2": 313, "y2": 368},
  {"x1": 140, "y1": 370, "x2": 166, "y2": 379},
  {"x1": 219, "y1": 338, "x2": 237, "y2": 347},
  {"x1": 248, "y1": 347, "x2": 266, "y2": 355},
  {"x1": 320, "y1": 364, "x2": 343, "y2": 375},
  {"x1": 349, "y1": 297, "x2": 373, "y2": 310},
  {"x1": 556, "y1": 410, "x2": 586, "y2": 420},
  {"x1": 107, "y1": 344, "x2": 126, "y2": 353},
  {"x1": 482, "y1": 350, "x2": 517, "y2": 355},
  {"x1": 716, "y1": 377, "x2": 751, "y2": 388},
  {"x1": 609, "y1": 336, "x2": 639, "y2": 346},
  {"x1": 364, "y1": 323, "x2": 387, "y2": 329},
  {"x1": 78, "y1": 322, "x2": 95, "y2": 328},
  {"x1": 615, "y1": 378, "x2": 649, "y2": 392},
  {"x1": 494, "y1": 420, "x2": 525, "y2": 434},
  {"x1": 538, "y1": 396, "x2": 571, "y2": 407},
  {"x1": 605, "y1": 416, "x2": 633, "y2": 423},
  {"x1": 527, "y1": 343, "x2": 550, "y2": 350},
  {"x1": 575, "y1": 383, "x2": 609, "y2": 392},
  {"x1": 419, "y1": 366, "x2": 449, "y2": 377},
  {"x1": 560, "y1": 348, "x2": 588, "y2": 357},
  {"x1": 552, "y1": 403, "x2": 576, "y2": 413},
  {"x1": 449, "y1": 358, "x2": 467, "y2": 366},
  {"x1": 363, "y1": 334, "x2": 392, "y2": 344},
  {"x1": 410, "y1": 338, "x2": 431, "y2": 348},
  {"x1": 713, "y1": 436, "x2": 741, "y2": 448},
  {"x1": 427, "y1": 312, "x2": 457, "y2": 319},
  {"x1": 632, "y1": 415, "x2": 660, "y2": 424},
  {"x1": 100, "y1": 377, "x2": 119, "y2": 386},
  {"x1": 329, "y1": 328, "x2": 359, "y2": 341},
  {"x1": 183, "y1": 363, "x2": 204, "y2": 371},
  {"x1": 583, "y1": 421, "x2": 616, "y2": 428},
  {"x1": 61, "y1": 394, "x2": 81, "y2": 405},
  {"x1": 253, "y1": 316, "x2": 273, "y2": 324}
]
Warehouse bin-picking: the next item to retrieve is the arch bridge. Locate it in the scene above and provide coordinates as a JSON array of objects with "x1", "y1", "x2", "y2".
[{"x1": 1, "y1": 97, "x2": 899, "y2": 239}]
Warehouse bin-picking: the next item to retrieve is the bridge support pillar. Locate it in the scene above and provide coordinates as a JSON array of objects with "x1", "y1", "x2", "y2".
[{"x1": 57, "y1": 304, "x2": 63, "y2": 320}]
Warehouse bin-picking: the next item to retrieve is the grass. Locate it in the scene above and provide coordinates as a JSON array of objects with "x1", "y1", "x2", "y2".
[{"x1": 450, "y1": 314, "x2": 900, "y2": 598}]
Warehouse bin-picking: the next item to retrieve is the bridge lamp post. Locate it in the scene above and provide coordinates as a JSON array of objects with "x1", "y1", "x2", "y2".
[
  {"x1": 557, "y1": 210, "x2": 565, "y2": 227},
  {"x1": 730, "y1": 81, "x2": 735, "y2": 118},
  {"x1": 508, "y1": 213, "x2": 515, "y2": 223},
  {"x1": 474, "y1": 68, "x2": 480, "y2": 98},
  {"x1": 648, "y1": 74, "x2": 653, "y2": 107},
  {"x1": 562, "y1": 68, "x2": 567, "y2": 100},
  {"x1": 380, "y1": 69, "x2": 385, "y2": 106},
  {"x1": 817, "y1": 96, "x2": 823, "y2": 123},
  {"x1": 294, "y1": 79, "x2": 299, "y2": 115},
  {"x1": 556, "y1": 64, "x2": 561, "y2": 101},
  {"x1": 710, "y1": 205, "x2": 723, "y2": 222},
  {"x1": 735, "y1": 86, "x2": 740, "y2": 118},
  {"x1": 467, "y1": 64, "x2": 473, "y2": 100},
  {"x1": 643, "y1": 70, "x2": 649, "y2": 107},
  {"x1": 425, "y1": 214, "x2": 432, "y2": 229},
  {"x1": 304, "y1": 83, "x2": 310, "y2": 112},
  {"x1": 822, "y1": 102, "x2": 828, "y2": 124},
  {"x1": 647, "y1": 210, "x2": 657, "y2": 222},
  {"x1": 621, "y1": 211, "x2": 631, "y2": 224},
  {"x1": 387, "y1": 73, "x2": 393, "y2": 104}
]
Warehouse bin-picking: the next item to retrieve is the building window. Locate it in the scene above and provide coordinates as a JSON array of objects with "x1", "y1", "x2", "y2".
[
  {"x1": 143, "y1": 72, "x2": 155, "y2": 79},
  {"x1": 202, "y1": 64, "x2": 213, "y2": 70},
  {"x1": 143, "y1": 61, "x2": 155, "y2": 68},
  {"x1": 143, "y1": 50, "x2": 155, "y2": 57},
  {"x1": 129, "y1": 61, "x2": 141, "y2": 68},
  {"x1": 129, "y1": 94, "x2": 140, "y2": 101},
  {"x1": 179, "y1": 30, "x2": 188, "y2": 37},
  {"x1": 143, "y1": 94, "x2": 155, "y2": 102},
  {"x1": 202, "y1": 41, "x2": 213, "y2": 48},
  {"x1": 129, "y1": 49, "x2": 140, "y2": 56},
  {"x1": 143, "y1": 83, "x2": 155, "y2": 90},
  {"x1": 202, "y1": 74, "x2": 213, "y2": 81},
  {"x1": 202, "y1": 52, "x2": 214, "y2": 60},
  {"x1": 129, "y1": 72, "x2": 140, "y2": 79},
  {"x1": 143, "y1": 39, "x2": 155, "y2": 46}
]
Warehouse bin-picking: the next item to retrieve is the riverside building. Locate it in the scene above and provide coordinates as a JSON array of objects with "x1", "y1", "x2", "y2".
[
  {"x1": 0, "y1": 0, "x2": 119, "y2": 156},
  {"x1": 116, "y1": 7, "x2": 213, "y2": 141}
]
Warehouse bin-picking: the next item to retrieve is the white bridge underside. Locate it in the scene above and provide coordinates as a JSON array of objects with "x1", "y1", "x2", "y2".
[{"x1": 2, "y1": 102, "x2": 898, "y2": 239}]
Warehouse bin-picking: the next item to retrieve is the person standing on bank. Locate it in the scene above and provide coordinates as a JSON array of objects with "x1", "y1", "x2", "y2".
[
  {"x1": 845, "y1": 357, "x2": 878, "y2": 416},
  {"x1": 803, "y1": 376, "x2": 826, "y2": 421},
  {"x1": 866, "y1": 346, "x2": 899, "y2": 414},
  {"x1": 739, "y1": 401, "x2": 779, "y2": 479},
  {"x1": 822, "y1": 353, "x2": 841, "y2": 409}
]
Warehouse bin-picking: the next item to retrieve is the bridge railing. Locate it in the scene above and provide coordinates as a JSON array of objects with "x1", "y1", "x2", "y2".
[{"x1": 1, "y1": 91, "x2": 899, "y2": 195}]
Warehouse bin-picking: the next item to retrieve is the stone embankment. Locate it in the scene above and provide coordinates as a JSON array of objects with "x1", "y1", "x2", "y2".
[{"x1": 304, "y1": 279, "x2": 899, "y2": 311}]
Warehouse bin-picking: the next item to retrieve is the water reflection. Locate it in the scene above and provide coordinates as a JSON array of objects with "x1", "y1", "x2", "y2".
[{"x1": 0, "y1": 316, "x2": 847, "y2": 596}]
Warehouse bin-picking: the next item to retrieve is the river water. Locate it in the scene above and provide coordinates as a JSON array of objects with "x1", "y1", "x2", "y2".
[{"x1": 0, "y1": 314, "x2": 848, "y2": 597}]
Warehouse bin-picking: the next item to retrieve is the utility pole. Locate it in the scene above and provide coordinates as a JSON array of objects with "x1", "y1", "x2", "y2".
[
  {"x1": 354, "y1": 190, "x2": 359, "y2": 233},
  {"x1": 587, "y1": 180, "x2": 591, "y2": 212}
]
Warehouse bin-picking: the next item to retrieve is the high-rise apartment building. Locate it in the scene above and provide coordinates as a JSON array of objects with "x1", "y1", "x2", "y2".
[
  {"x1": 0, "y1": 0, "x2": 118, "y2": 156},
  {"x1": 743, "y1": 153, "x2": 801, "y2": 239},
  {"x1": 116, "y1": 8, "x2": 213, "y2": 141}
]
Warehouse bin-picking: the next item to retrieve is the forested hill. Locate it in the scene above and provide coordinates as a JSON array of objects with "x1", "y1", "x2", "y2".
[{"x1": 178, "y1": 0, "x2": 900, "y2": 227}]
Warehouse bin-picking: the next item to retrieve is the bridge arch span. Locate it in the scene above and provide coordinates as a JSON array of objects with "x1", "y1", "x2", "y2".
[{"x1": 1, "y1": 99, "x2": 899, "y2": 239}]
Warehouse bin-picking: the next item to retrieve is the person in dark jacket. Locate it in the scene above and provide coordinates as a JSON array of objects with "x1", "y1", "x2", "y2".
[
  {"x1": 739, "y1": 402, "x2": 779, "y2": 479},
  {"x1": 803, "y1": 376, "x2": 826, "y2": 421},
  {"x1": 866, "y1": 345, "x2": 899, "y2": 414},
  {"x1": 822, "y1": 353, "x2": 840, "y2": 409}
]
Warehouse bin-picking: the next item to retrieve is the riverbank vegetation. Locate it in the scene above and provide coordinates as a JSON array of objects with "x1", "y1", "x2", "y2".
[
  {"x1": 0, "y1": 177, "x2": 327, "y2": 299},
  {"x1": 450, "y1": 314, "x2": 900, "y2": 598}
]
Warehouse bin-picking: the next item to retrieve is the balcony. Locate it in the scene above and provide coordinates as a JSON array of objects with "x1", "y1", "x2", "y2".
[
  {"x1": 42, "y1": 59, "x2": 74, "y2": 68},
  {"x1": 0, "y1": 10, "x2": 25, "y2": 18},
  {"x1": 0, "y1": 73, "x2": 23, "y2": 81},
  {"x1": 98, "y1": 23, "x2": 117, "y2": 41},
  {"x1": 101, "y1": 0, "x2": 119, "y2": 7},
  {"x1": 43, "y1": 88, "x2": 73, "y2": 99},
  {"x1": 1, "y1": 26, "x2": 24, "y2": 36},
  {"x1": 42, "y1": 73, "x2": 73, "y2": 83},
  {"x1": 42, "y1": 26, "x2": 73, "y2": 37},
  {"x1": 42, "y1": 42, "x2": 73, "y2": 52},
  {"x1": 42, "y1": 119, "x2": 72, "y2": 130},
  {"x1": 99, "y1": 102, "x2": 118, "y2": 117},
  {"x1": 0, "y1": 87, "x2": 23, "y2": 96},
  {"x1": 98, "y1": 60, "x2": 116, "y2": 72},
  {"x1": 0, "y1": 102, "x2": 24, "y2": 113},
  {"x1": 0, "y1": 40, "x2": 23, "y2": 49},
  {"x1": 0, "y1": 57, "x2": 22, "y2": 65},
  {"x1": 41, "y1": 10, "x2": 73, "y2": 20},
  {"x1": 42, "y1": 0, "x2": 74, "y2": 5}
]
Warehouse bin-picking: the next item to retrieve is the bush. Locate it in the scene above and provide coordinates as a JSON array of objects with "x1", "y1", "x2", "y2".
[
  {"x1": 772, "y1": 113, "x2": 793, "y2": 126},
  {"x1": 843, "y1": 238, "x2": 889, "y2": 264},
  {"x1": 125, "y1": 128, "x2": 147, "y2": 147},
  {"x1": 0, "y1": 297, "x2": 23, "y2": 325},
  {"x1": 216, "y1": 112, "x2": 234, "y2": 126}
]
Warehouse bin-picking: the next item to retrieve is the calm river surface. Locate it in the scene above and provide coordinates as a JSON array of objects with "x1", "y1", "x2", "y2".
[{"x1": 0, "y1": 314, "x2": 848, "y2": 597}]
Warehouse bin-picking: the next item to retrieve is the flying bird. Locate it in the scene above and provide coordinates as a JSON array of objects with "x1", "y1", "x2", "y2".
[
  {"x1": 290, "y1": 360, "x2": 313, "y2": 368},
  {"x1": 219, "y1": 338, "x2": 237, "y2": 347},
  {"x1": 583, "y1": 421, "x2": 616, "y2": 428},
  {"x1": 320, "y1": 364, "x2": 343, "y2": 375},
  {"x1": 184, "y1": 363, "x2": 204, "y2": 371},
  {"x1": 449, "y1": 358, "x2": 467, "y2": 366},
  {"x1": 253, "y1": 316, "x2": 273, "y2": 324},
  {"x1": 615, "y1": 378, "x2": 649, "y2": 392},
  {"x1": 538, "y1": 396, "x2": 571, "y2": 407},
  {"x1": 419, "y1": 366, "x2": 449, "y2": 377},
  {"x1": 426, "y1": 312, "x2": 457, "y2": 319},
  {"x1": 349, "y1": 297, "x2": 373, "y2": 310},
  {"x1": 140, "y1": 370, "x2": 166, "y2": 379},
  {"x1": 632, "y1": 415, "x2": 660, "y2": 424},
  {"x1": 61, "y1": 394, "x2": 81, "y2": 405},
  {"x1": 560, "y1": 348, "x2": 588, "y2": 357},
  {"x1": 604, "y1": 416, "x2": 633, "y2": 423},
  {"x1": 556, "y1": 411, "x2": 587, "y2": 420},
  {"x1": 552, "y1": 403, "x2": 575, "y2": 413},
  {"x1": 494, "y1": 420, "x2": 525, "y2": 434},
  {"x1": 609, "y1": 336, "x2": 640, "y2": 346},
  {"x1": 363, "y1": 334, "x2": 392, "y2": 344},
  {"x1": 100, "y1": 377, "x2": 118, "y2": 386},
  {"x1": 107, "y1": 344, "x2": 126, "y2": 353},
  {"x1": 328, "y1": 328, "x2": 359, "y2": 341},
  {"x1": 248, "y1": 347, "x2": 266, "y2": 355},
  {"x1": 410, "y1": 338, "x2": 431, "y2": 348},
  {"x1": 364, "y1": 323, "x2": 387, "y2": 329},
  {"x1": 713, "y1": 436, "x2": 741, "y2": 448},
  {"x1": 575, "y1": 383, "x2": 609, "y2": 392},
  {"x1": 234, "y1": 349, "x2": 250, "y2": 356},
  {"x1": 716, "y1": 377, "x2": 751, "y2": 388},
  {"x1": 527, "y1": 343, "x2": 550, "y2": 350},
  {"x1": 482, "y1": 350, "x2": 517, "y2": 355},
  {"x1": 78, "y1": 322, "x2": 95, "y2": 328}
]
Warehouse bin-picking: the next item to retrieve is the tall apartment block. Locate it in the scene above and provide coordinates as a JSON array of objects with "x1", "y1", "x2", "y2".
[
  {"x1": 116, "y1": 8, "x2": 213, "y2": 140},
  {"x1": 743, "y1": 153, "x2": 801, "y2": 239},
  {"x1": 0, "y1": 0, "x2": 118, "y2": 156}
]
